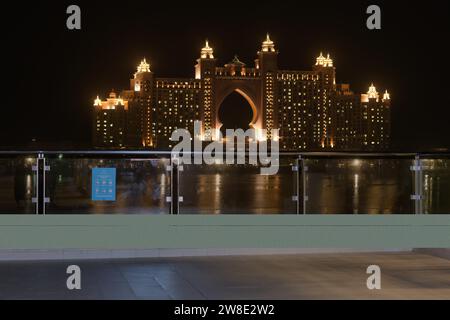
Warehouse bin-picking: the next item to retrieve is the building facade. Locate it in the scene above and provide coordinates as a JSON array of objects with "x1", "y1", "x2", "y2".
[{"x1": 92, "y1": 35, "x2": 391, "y2": 150}]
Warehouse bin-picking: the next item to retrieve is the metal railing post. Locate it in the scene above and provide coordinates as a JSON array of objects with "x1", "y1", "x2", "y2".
[
  {"x1": 411, "y1": 154, "x2": 424, "y2": 214},
  {"x1": 292, "y1": 158, "x2": 299, "y2": 214},
  {"x1": 167, "y1": 159, "x2": 174, "y2": 214},
  {"x1": 31, "y1": 154, "x2": 39, "y2": 214},
  {"x1": 43, "y1": 154, "x2": 50, "y2": 215},
  {"x1": 168, "y1": 156, "x2": 181, "y2": 215},
  {"x1": 33, "y1": 153, "x2": 46, "y2": 214},
  {"x1": 300, "y1": 155, "x2": 308, "y2": 214}
]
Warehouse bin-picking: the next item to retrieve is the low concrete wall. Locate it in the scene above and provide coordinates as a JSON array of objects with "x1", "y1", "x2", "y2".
[
  {"x1": 1, "y1": 215, "x2": 449, "y2": 250},
  {"x1": 0, "y1": 215, "x2": 447, "y2": 261}
]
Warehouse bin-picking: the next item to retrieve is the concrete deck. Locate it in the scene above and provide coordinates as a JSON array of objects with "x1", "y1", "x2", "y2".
[{"x1": 0, "y1": 252, "x2": 449, "y2": 299}]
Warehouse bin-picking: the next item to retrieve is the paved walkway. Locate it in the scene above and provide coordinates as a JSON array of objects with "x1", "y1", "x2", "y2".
[{"x1": 0, "y1": 252, "x2": 449, "y2": 299}]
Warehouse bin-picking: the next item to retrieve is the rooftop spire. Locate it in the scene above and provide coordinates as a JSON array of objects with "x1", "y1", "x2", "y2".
[
  {"x1": 229, "y1": 54, "x2": 245, "y2": 66},
  {"x1": 316, "y1": 52, "x2": 333, "y2": 67},
  {"x1": 383, "y1": 89, "x2": 390, "y2": 101},
  {"x1": 94, "y1": 95, "x2": 102, "y2": 106},
  {"x1": 325, "y1": 53, "x2": 333, "y2": 67},
  {"x1": 316, "y1": 52, "x2": 325, "y2": 65},
  {"x1": 136, "y1": 58, "x2": 151, "y2": 73},
  {"x1": 201, "y1": 39, "x2": 214, "y2": 59},
  {"x1": 367, "y1": 83, "x2": 379, "y2": 99},
  {"x1": 261, "y1": 33, "x2": 275, "y2": 52}
]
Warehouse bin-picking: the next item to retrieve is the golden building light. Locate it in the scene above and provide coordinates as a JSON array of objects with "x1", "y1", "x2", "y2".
[
  {"x1": 316, "y1": 52, "x2": 333, "y2": 67},
  {"x1": 94, "y1": 95, "x2": 102, "y2": 106},
  {"x1": 367, "y1": 83, "x2": 379, "y2": 100},
  {"x1": 200, "y1": 40, "x2": 214, "y2": 59},
  {"x1": 116, "y1": 96, "x2": 125, "y2": 106},
  {"x1": 316, "y1": 52, "x2": 326, "y2": 66},
  {"x1": 383, "y1": 89, "x2": 390, "y2": 101},
  {"x1": 136, "y1": 58, "x2": 151, "y2": 74},
  {"x1": 261, "y1": 33, "x2": 275, "y2": 52},
  {"x1": 324, "y1": 54, "x2": 333, "y2": 67},
  {"x1": 94, "y1": 91, "x2": 129, "y2": 110}
]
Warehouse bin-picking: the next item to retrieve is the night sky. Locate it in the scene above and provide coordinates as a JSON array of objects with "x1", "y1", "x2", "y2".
[{"x1": 1, "y1": 0, "x2": 449, "y2": 150}]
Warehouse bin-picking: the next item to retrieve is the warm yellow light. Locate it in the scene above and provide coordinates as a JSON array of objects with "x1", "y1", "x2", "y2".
[
  {"x1": 367, "y1": 83, "x2": 379, "y2": 100},
  {"x1": 116, "y1": 97, "x2": 124, "y2": 106},
  {"x1": 95, "y1": 91, "x2": 129, "y2": 110},
  {"x1": 94, "y1": 95, "x2": 102, "y2": 106},
  {"x1": 316, "y1": 52, "x2": 325, "y2": 65},
  {"x1": 136, "y1": 58, "x2": 151, "y2": 74},
  {"x1": 262, "y1": 33, "x2": 275, "y2": 52},
  {"x1": 383, "y1": 90, "x2": 390, "y2": 101},
  {"x1": 325, "y1": 53, "x2": 333, "y2": 67},
  {"x1": 316, "y1": 52, "x2": 333, "y2": 67},
  {"x1": 255, "y1": 129, "x2": 267, "y2": 142},
  {"x1": 201, "y1": 39, "x2": 214, "y2": 59}
]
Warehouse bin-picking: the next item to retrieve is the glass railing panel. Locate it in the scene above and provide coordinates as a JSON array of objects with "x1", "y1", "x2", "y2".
[
  {"x1": 303, "y1": 158, "x2": 415, "y2": 214},
  {"x1": 44, "y1": 156, "x2": 171, "y2": 214},
  {"x1": 0, "y1": 156, "x2": 36, "y2": 214},
  {"x1": 422, "y1": 158, "x2": 450, "y2": 214},
  {"x1": 179, "y1": 156, "x2": 298, "y2": 214}
]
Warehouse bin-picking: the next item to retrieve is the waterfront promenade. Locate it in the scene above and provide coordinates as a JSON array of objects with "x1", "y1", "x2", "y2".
[{"x1": 0, "y1": 251, "x2": 449, "y2": 299}]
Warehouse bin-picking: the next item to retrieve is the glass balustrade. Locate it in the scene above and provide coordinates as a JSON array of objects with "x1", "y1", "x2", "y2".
[
  {"x1": 178, "y1": 155, "x2": 298, "y2": 214},
  {"x1": 0, "y1": 152, "x2": 448, "y2": 215},
  {"x1": 43, "y1": 155, "x2": 171, "y2": 214},
  {"x1": 421, "y1": 157, "x2": 450, "y2": 214},
  {"x1": 303, "y1": 157, "x2": 415, "y2": 214},
  {"x1": 0, "y1": 156, "x2": 37, "y2": 214}
]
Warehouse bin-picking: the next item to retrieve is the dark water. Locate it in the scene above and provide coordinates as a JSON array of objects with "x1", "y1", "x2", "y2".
[{"x1": 0, "y1": 157, "x2": 449, "y2": 214}]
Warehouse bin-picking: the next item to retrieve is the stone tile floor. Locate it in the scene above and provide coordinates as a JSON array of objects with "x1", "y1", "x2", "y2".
[{"x1": 0, "y1": 252, "x2": 449, "y2": 299}]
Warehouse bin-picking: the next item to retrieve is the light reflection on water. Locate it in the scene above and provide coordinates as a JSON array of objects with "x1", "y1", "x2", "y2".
[
  {"x1": 0, "y1": 158, "x2": 449, "y2": 214},
  {"x1": 353, "y1": 174, "x2": 359, "y2": 214},
  {"x1": 26, "y1": 174, "x2": 32, "y2": 196},
  {"x1": 305, "y1": 159, "x2": 415, "y2": 214}
]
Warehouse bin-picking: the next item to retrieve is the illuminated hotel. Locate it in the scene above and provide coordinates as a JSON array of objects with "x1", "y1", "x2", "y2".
[{"x1": 92, "y1": 35, "x2": 391, "y2": 150}]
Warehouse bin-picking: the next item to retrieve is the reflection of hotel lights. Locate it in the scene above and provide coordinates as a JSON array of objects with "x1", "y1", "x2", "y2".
[
  {"x1": 352, "y1": 159, "x2": 361, "y2": 167},
  {"x1": 26, "y1": 174, "x2": 32, "y2": 195}
]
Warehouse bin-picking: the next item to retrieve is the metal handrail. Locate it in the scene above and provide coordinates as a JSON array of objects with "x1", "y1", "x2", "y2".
[{"x1": 1, "y1": 150, "x2": 448, "y2": 157}]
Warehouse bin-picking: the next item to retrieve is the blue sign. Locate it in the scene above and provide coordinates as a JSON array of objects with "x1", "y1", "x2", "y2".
[{"x1": 92, "y1": 168, "x2": 116, "y2": 201}]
